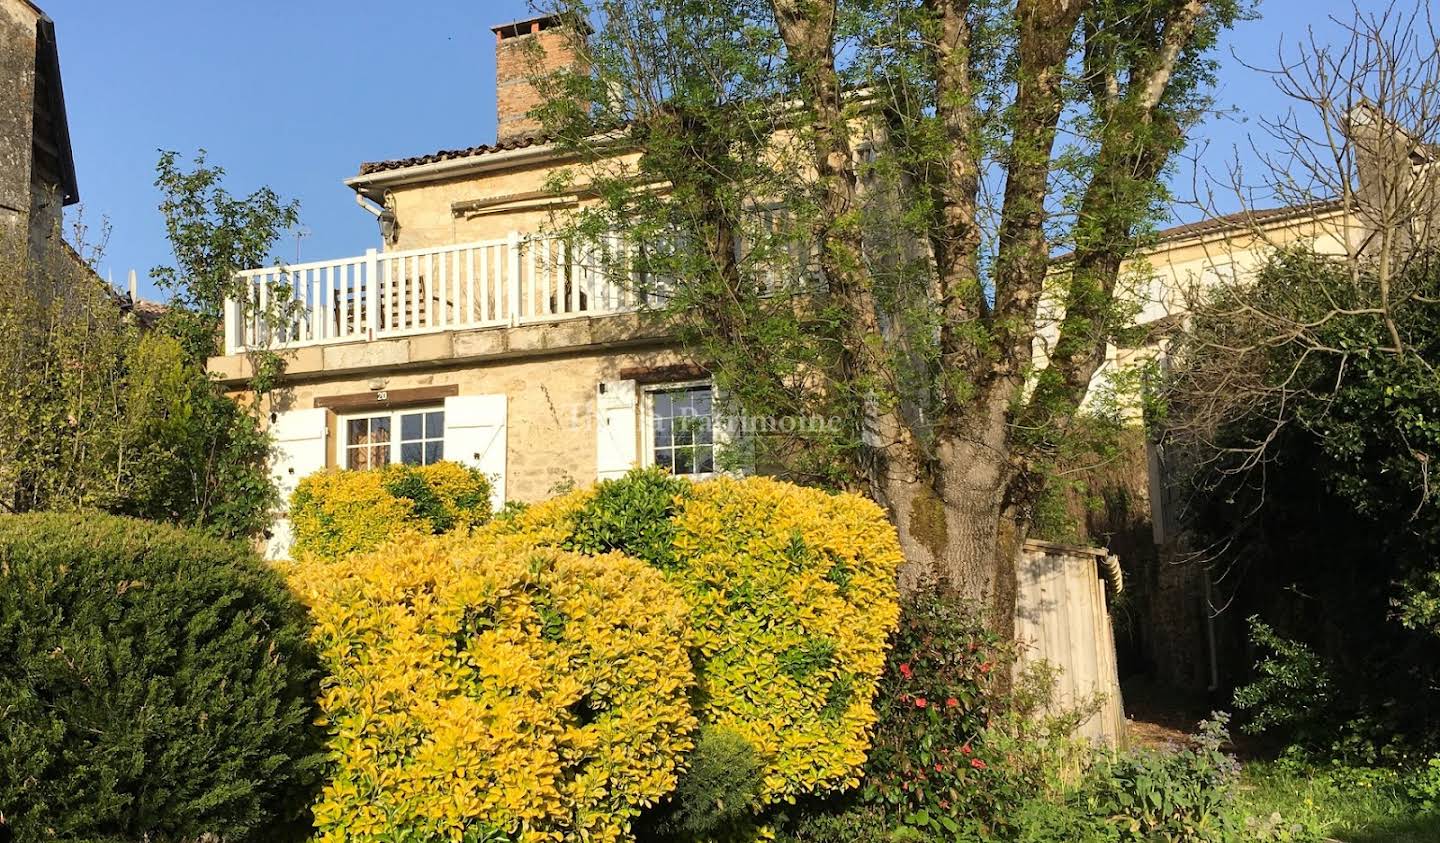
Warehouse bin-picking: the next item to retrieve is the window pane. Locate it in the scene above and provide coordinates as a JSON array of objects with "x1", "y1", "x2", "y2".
[
  {"x1": 371, "y1": 444, "x2": 391, "y2": 468},
  {"x1": 674, "y1": 418, "x2": 693, "y2": 447},
  {"x1": 674, "y1": 447, "x2": 694, "y2": 475},
  {"x1": 371, "y1": 416, "x2": 391, "y2": 443},
  {"x1": 425, "y1": 411, "x2": 445, "y2": 438},
  {"x1": 401, "y1": 412, "x2": 423, "y2": 441},
  {"x1": 401, "y1": 442, "x2": 422, "y2": 465},
  {"x1": 655, "y1": 449, "x2": 673, "y2": 470},
  {"x1": 347, "y1": 418, "x2": 369, "y2": 447},
  {"x1": 347, "y1": 447, "x2": 365, "y2": 470},
  {"x1": 652, "y1": 391, "x2": 672, "y2": 417},
  {"x1": 425, "y1": 441, "x2": 444, "y2": 465},
  {"x1": 698, "y1": 447, "x2": 714, "y2": 474},
  {"x1": 654, "y1": 417, "x2": 672, "y2": 448},
  {"x1": 691, "y1": 388, "x2": 712, "y2": 416}
]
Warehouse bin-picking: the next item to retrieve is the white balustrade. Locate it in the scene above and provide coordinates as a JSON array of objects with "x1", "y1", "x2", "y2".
[{"x1": 223, "y1": 234, "x2": 639, "y2": 353}]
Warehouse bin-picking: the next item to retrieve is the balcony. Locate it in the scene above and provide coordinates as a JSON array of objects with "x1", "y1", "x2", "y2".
[{"x1": 222, "y1": 233, "x2": 642, "y2": 354}]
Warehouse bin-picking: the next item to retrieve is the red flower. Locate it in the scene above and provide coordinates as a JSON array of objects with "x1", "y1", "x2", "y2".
[
  {"x1": 945, "y1": 697, "x2": 959, "y2": 708},
  {"x1": 914, "y1": 697, "x2": 928, "y2": 709},
  {"x1": 971, "y1": 758, "x2": 987, "y2": 769},
  {"x1": 934, "y1": 762, "x2": 944, "y2": 772},
  {"x1": 899, "y1": 662, "x2": 913, "y2": 679},
  {"x1": 961, "y1": 743, "x2": 972, "y2": 755},
  {"x1": 978, "y1": 661, "x2": 993, "y2": 674}
]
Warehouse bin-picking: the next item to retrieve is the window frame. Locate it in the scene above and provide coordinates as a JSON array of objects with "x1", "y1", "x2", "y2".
[
  {"x1": 641, "y1": 379, "x2": 720, "y2": 479},
  {"x1": 338, "y1": 405, "x2": 446, "y2": 470}
]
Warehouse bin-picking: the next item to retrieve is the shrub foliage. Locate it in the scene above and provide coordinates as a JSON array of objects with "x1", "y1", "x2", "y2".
[
  {"x1": 289, "y1": 461, "x2": 492, "y2": 560},
  {"x1": 288, "y1": 533, "x2": 697, "y2": 843},
  {"x1": 500, "y1": 470, "x2": 904, "y2": 809},
  {"x1": 0, "y1": 512, "x2": 322, "y2": 841}
]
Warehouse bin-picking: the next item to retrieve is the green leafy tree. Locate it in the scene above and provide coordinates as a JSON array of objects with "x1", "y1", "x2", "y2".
[
  {"x1": 153, "y1": 149, "x2": 301, "y2": 389},
  {"x1": 0, "y1": 152, "x2": 300, "y2": 539},
  {"x1": 535, "y1": 0, "x2": 1241, "y2": 633}
]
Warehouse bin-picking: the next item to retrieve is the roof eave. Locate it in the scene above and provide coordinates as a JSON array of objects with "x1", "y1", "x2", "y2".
[
  {"x1": 345, "y1": 131, "x2": 629, "y2": 199},
  {"x1": 35, "y1": 16, "x2": 78, "y2": 206}
]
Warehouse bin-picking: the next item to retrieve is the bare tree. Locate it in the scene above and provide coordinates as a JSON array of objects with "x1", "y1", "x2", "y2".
[{"x1": 1165, "y1": 0, "x2": 1440, "y2": 490}]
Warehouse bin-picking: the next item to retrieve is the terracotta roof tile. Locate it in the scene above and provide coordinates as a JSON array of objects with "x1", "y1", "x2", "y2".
[{"x1": 357, "y1": 135, "x2": 551, "y2": 176}]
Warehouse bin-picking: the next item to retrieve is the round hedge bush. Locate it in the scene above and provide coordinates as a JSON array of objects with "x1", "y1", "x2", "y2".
[
  {"x1": 0, "y1": 512, "x2": 323, "y2": 841},
  {"x1": 498, "y1": 470, "x2": 904, "y2": 808},
  {"x1": 287, "y1": 533, "x2": 697, "y2": 843},
  {"x1": 289, "y1": 461, "x2": 492, "y2": 561}
]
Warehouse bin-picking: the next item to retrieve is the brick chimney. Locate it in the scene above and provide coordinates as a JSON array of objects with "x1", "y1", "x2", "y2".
[{"x1": 492, "y1": 14, "x2": 588, "y2": 145}]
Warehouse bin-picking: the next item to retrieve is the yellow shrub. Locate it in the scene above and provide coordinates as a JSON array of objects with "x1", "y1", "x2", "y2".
[
  {"x1": 495, "y1": 471, "x2": 904, "y2": 807},
  {"x1": 289, "y1": 461, "x2": 492, "y2": 560},
  {"x1": 288, "y1": 533, "x2": 697, "y2": 843}
]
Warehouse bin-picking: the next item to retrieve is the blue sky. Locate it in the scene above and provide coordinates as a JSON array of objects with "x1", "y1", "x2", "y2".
[{"x1": 53, "y1": 0, "x2": 1356, "y2": 298}]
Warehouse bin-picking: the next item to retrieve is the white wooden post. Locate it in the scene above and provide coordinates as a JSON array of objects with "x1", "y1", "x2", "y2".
[
  {"x1": 465, "y1": 247, "x2": 476, "y2": 325},
  {"x1": 364, "y1": 248, "x2": 379, "y2": 339},
  {"x1": 223, "y1": 289, "x2": 240, "y2": 354}
]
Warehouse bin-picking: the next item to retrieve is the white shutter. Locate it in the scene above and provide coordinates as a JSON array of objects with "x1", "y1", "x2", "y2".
[
  {"x1": 444, "y1": 394, "x2": 508, "y2": 513},
  {"x1": 266, "y1": 408, "x2": 329, "y2": 560},
  {"x1": 596, "y1": 379, "x2": 639, "y2": 480}
]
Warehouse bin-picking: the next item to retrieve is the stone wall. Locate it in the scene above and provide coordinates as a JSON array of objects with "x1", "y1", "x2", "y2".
[
  {"x1": 0, "y1": 0, "x2": 38, "y2": 240},
  {"x1": 262, "y1": 340, "x2": 687, "y2": 503}
]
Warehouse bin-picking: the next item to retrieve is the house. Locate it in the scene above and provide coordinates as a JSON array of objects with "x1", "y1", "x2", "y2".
[
  {"x1": 0, "y1": 0, "x2": 78, "y2": 264},
  {"x1": 208, "y1": 15, "x2": 709, "y2": 559},
  {"x1": 208, "y1": 12, "x2": 1145, "y2": 742}
]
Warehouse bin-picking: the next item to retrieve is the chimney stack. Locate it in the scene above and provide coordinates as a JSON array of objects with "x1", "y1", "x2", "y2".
[{"x1": 492, "y1": 14, "x2": 588, "y2": 145}]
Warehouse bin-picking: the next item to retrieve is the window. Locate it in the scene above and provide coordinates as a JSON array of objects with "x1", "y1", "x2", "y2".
[
  {"x1": 343, "y1": 408, "x2": 445, "y2": 469},
  {"x1": 645, "y1": 383, "x2": 715, "y2": 477}
]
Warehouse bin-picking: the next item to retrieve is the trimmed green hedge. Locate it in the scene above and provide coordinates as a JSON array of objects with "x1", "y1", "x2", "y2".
[{"x1": 0, "y1": 512, "x2": 323, "y2": 841}]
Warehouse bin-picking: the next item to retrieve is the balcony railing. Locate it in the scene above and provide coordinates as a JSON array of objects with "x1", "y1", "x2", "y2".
[{"x1": 222, "y1": 233, "x2": 642, "y2": 353}]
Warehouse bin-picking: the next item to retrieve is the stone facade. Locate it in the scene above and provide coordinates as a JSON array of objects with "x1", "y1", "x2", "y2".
[
  {"x1": 0, "y1": 0, "x2": 77, "y2": 265},
  {"x1": 0, "y1": 0, "x2": 39, "y2": 237},
  {"x1": 206, "y1": 14, "x2": 699, "y2": 519},
  {"x1": 265, "y1": 341, "x2": 685, "y2": 504}
]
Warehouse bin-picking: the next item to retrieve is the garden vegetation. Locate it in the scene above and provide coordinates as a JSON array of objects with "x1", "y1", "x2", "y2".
[
  {"x1": 0, "y1": 512, "x2": 323, "y2": 841},
  {"x1": 289, "y1": 534, "x2": 696, "y2": 843},
  {"x1": 500, "y1": 471, "x2": 904, "y2": 818},
  {"x1": 290, "y1": 461, "x2": 493, "y2": 560}
]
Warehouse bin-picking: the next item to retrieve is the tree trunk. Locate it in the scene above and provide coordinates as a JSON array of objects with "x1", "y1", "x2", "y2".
[{"x1": 879, "y1": 382, "x2": 1025, "y2": 636}]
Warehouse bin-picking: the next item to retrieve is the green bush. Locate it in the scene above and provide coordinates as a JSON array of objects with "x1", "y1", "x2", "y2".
[
  {"x1": 0, "y1": 512, "x2": 322, "y2": 841},
  {"x1": 1407, "y1": 756, "x2": 1440, "y2": 814},
  {"x1": 858, "y1": 587, "x2": 1097, "y2": 840},
  {"x1": 774, "y1": 806, "x2": 923, "y2": 843},
  {"x1": 643, "y1": 726, "x2": 766, "y2": 841},
  {"x1": 563, "y1": 466, "x2": 690, "y2": 570}
]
